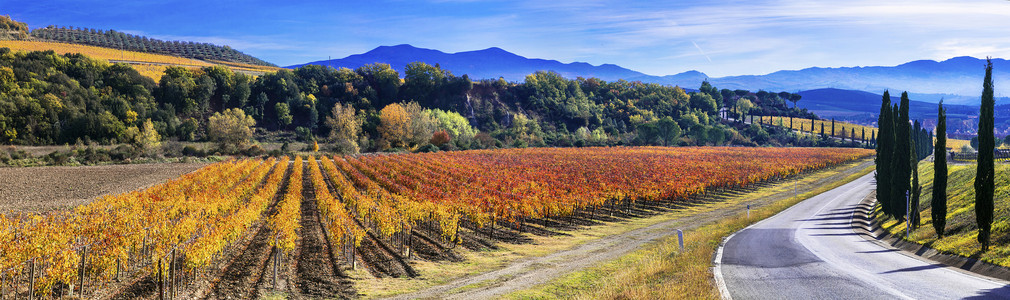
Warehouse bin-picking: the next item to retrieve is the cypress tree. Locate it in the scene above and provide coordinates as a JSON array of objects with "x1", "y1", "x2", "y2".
[
  {"x1": 876, "y1": 91, "x2": 893, "y2": 216},
  {"x1": 851, "y1": 128, "x2": 856, "y2": 145},
  {"x1": 932, "y1": 100, "x2": 947, "y2": 237},
  {"x1": 910, "y1": 134, "x2": 922, "y2": 228},
  {"x1": 975, "y1": 58, "x2": 995, "y2": 250},
  {"x1": 831, "y1": 118, "x2": 836, "y2": 137},
  {"x1": 893, "y1": 93, "x2": 911, "y2": 219}
]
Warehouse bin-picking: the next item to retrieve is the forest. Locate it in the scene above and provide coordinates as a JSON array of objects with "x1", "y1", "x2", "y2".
[{"x1": 0, "y1": 47, "x2": 848, "y2": 157}]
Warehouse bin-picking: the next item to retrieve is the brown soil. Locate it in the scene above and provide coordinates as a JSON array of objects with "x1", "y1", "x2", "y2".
[
  {"x1": 0, "y1": 162, "x2": 207, "y2": 212},
  {"x1": 292, "y1": 161, "x2": 356, "y2": 299},
  {"x1": 203, "y1": 162, "x2": 293, "y2": 299}
]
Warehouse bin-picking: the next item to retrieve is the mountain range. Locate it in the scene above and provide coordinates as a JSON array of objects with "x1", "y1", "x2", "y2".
[{"x1": 289, "y1": 44, "x2": 1008, "y2": 106}]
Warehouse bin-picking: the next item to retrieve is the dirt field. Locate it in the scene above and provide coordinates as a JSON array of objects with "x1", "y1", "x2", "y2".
[{"x1": 0, "y1": 162, "x2": 208, "y2": 212}]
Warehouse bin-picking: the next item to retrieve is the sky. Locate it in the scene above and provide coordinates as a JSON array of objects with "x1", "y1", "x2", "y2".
[{"x1": 4, "y1": 0, "x2": 1010, "y2": 77}]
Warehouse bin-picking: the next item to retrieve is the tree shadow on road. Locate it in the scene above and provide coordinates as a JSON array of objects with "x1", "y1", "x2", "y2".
[
  {"x1": 879, "y1": 263, "x2": 945, "y2": 274},
  {"x1": 963, "y1": 284, "x2": 1010, "y2": 299}
]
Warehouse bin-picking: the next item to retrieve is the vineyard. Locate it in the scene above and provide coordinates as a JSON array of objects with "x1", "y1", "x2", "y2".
[
  {"x1": 754, "y1": 115, "x2": 972, "y2": 152},
  {"x1": 755, "y1": 115, "x2": 878, "y2": 142},
  {"x1": 0, "y1": 146, "x2": 872, "y2": 299}
]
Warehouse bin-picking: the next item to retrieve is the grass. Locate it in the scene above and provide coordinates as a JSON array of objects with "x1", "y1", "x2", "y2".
[
  {"x1": 506, "y1": 159, "x2": 875, "y2": 299},
  {"x1": 877, "y1": 160, "x2": 1010, "y2": 266}
]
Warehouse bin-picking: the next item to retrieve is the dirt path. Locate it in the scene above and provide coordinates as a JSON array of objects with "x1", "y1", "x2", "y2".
[
  {"x1": 292, "y1": 161, "x2": 356, "y2": 298},
  {"x1": 390, "y1": 159, "x2": 874, "y2": 300}
]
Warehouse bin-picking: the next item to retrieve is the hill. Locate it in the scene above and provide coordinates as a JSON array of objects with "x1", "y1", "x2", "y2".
[
  {"x1": 0, "y1": 40, "x2": 281, "y2": 80},
  {"x1": 0, "y1": 15, "x2": 274, "y2": 67},
  {"x1": 703, "y1": 57, "x2": 1010, "y2": 106},
  {"x1": 878, "y1": 161, "x2": 1010, "y2": 268}
]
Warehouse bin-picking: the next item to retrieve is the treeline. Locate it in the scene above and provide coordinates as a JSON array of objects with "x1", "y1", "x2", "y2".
[
  {"x1": 875, "y1": 91, "x2": 932, "y2": 226},
  {"x1": 883, "y1": 59, "x2": 999, "y2": 251},
  {"x1": 0, "y1": 16, "x2": 274, "y2": 66},
  {"x1": 0, "y1": 47, "x2": 834, "y2": 154}
]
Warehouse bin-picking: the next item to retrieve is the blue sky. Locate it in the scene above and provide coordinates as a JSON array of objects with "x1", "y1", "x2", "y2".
[{"x1": 4, "y1": 0, "x2": 1010, "y2": 77}]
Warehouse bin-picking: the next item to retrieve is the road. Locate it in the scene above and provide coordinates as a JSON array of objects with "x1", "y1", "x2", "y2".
[{"x1": 717, "y1": 173, "x2": 1010, "y2": 299}]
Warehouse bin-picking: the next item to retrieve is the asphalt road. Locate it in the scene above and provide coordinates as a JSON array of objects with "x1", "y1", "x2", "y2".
[{"x1": 718, "y1": 173, "x2": 1010, "y2": 299}]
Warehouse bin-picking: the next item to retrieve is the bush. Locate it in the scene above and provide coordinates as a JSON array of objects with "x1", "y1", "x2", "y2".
[
  {"x1": 243, "y1": 144, "x2": 266, "y2": 156},
  {"x1": 46, "y1": 151, "x2": 71, "y2": 165},
  {"x1": 415, "y1": 143, "x2": 440, "y2": 153},
  {"x1": 295, "y1": 126, "x2": 314, "y2": 142},
  {"x1": 182, "y1": 145, "x2": 205, "y2": 157}
]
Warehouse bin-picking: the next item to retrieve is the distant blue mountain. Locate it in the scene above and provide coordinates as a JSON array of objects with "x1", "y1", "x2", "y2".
[
  {"x1": 703, "y1": 57, "x2": 1010, "y2": 105},
  {"x1": 287, "y1": 44, "x2": 675, "y2": 83},
  {"x1": 289, "y1": 45, "x2": 1009, "y2": 106}
]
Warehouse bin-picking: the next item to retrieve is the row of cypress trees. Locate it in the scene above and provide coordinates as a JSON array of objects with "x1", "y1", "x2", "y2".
[
  {"x1": 888, "y1": 58, "x2": 996, "y2": 251},
  {"x1": 876, "y1": 89, "x2": 935, "y2": 222}
]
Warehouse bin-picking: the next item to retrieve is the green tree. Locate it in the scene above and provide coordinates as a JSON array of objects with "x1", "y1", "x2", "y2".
[
  {"x1": 892, "y1": 92, "x2": 911, "y2": 219},
  {"x1": 876, "y1": 91, "x2": 894, "y2": 217},
  {"x1": 932, "y1": 100, "x2": 948, "y2": 237},
  {"x1": 789, "y1": 93, "x2": 802, "y2": 109},
  {"x1": 355, "y1": 63, "x2": 401, "y2": 108},
  {"x1": 655, "y1": 116, "x2": 681, "y2": 146},
  {"x1": 689, "y1": 92, "x2": 717, "y2": 115},
  {"x1": 910, "y1": 134, "x2": 921, "y2": 228},
  {"x1": 975, "y1": 59, "x2": 995, "y2": 250},
  {"x1": 735, "y1": 98, "x2": 754, "y2": 121},
  {"x1": 274, "y1": 102, "x2": 292, "y2": 129}
]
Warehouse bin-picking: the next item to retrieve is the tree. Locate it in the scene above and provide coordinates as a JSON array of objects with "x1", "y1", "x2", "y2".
[
  {"x1": 427, "y1": 108, "x2": 477, "y2": 148},
  {"x1": 910, "y1": 134, "x2": 922, "y2": 228},
  {"x1": 789, "y1": 93, "x2": 802, "y2": 109},
  {"x1": 689, "y1": 92, "x2": 718, "y2": 115},
  {"x1": 892, "y1": 92, "x2": 911, "y2": 219},
  {"x1": 932, "y1": 100, "x2": 948, "y2": 237},
  {"x1": 975, "y1": 58, "x2": 995, "y2": 250},
  {"x1": 379, "y1": 103, "x2": 410, "y2": 148},
  {"x1": 876, "y1": 90, "x2": 894, "y2": 217},
  {"x1": 430, "y1": 130, "x2": 450, "y2": 147},
  {"x1": 207, "y1": 108, "x2": 256, "y2": 152},
  {"x1": 325, "y1": 102, "x2": 362, "y2": 154},
  {"x1": 404, "y1": 101, "x2": 436, "y2": 147},
  {"x1": 735, "y1": 98, "x2": 754, "y2": 121},
  {"x1": 655, "y1": 116, "x2": 681, "y2": 146},
  {"x1": 274, "y1": 102, "x2": 292, "y2": 129}
]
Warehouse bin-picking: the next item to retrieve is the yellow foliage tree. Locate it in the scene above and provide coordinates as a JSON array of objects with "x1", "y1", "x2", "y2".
[
  {"x1": 208, "y1": 108, "x2": 256, "y2": 153},
  {"x1": 379, "y1": 103, "x2": 409, "y2": 148},
  {"x1": 325, "y1": 102, "x2": 362, "y2": 154}
]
